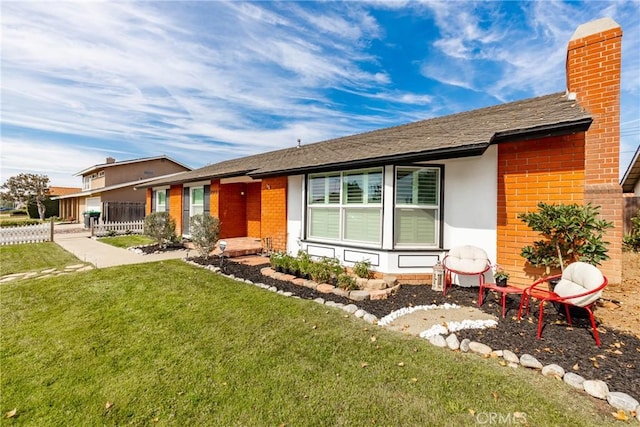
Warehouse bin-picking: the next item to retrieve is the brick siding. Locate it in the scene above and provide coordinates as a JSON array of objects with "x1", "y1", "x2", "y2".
[
  {"x1": 261, "y1": 177, "x2": 288, "y2": 251},
  {"x1": 169, "y1": 185, "x2": 183, "y2": 236},
  {"x1": 497, "y1": 135, "x2": 585, "y2": 286},
  {"x1": 145, "y1": 188, "x2": 152, "y2": 215},
  {"x1": 567, "y1": 24, "x2": 623, "y2": 283}
]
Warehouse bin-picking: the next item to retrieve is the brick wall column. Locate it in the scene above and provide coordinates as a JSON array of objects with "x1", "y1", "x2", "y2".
[
  {"x1": 566, "y1": 18, "x2": 623, "y2": 283},
  {"x1": 145, "y1": 188, "x2": 152, "y2": 215},
  {"x1": 261, "y1": 177, "x2": 288, "y2": 252},
  {"x1": 169, "y1": 185, "x2": 183, "y2": 236}
]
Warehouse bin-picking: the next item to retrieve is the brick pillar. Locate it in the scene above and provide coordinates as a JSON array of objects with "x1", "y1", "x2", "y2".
[
  {"x1": 169, "y1": 185, "x2": 183, "y2": 236},
  {"x1": 210, "y1": 179, "x2": 220, "y2": 218},
  {"x1": 145, "y1": 188, "x2": 152, "y2": 215},
  {"x1": 566, "y1": 18, "x2": 623, "y2": 283},
  {"x1": 261, "y1": 177, "x2": 288, "y2": 252}
]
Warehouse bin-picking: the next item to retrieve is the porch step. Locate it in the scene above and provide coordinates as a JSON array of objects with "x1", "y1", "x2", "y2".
[{"x1": 184, "y1": 237, "x2": 263, "y2": 259}]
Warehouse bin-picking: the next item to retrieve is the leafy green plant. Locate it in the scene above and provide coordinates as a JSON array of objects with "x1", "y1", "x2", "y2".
[
  {"x1": 309, "y1": 257, "x2": 343, "y2": 284},
  {"x1": 337, "y1": 273, "x2": 357, "y2": 290},
  {"x1": 143, "y1": 212, "x2": 176, "y2": 248},
  {"x1": 518, "y1": 202, "x2": 613, "y2": 273},
  {"x1": 270, "y1": 251, "x2": 285, "y2": 270},
  {"x1": 189, "y1": 214, "x2": 220, "y2": 260},
  {"x1": 296, "y1": 251, "x2": 313, "y2": 278},
  {"x1": 352, "y1": 260, "x2": 372, "y2": 279},
  {"x1": 493, "y1": 264, "x2": 510, "y2": 283},
  {"x1": 623, "y1": 209, "x2": 640, "y2": 252}
]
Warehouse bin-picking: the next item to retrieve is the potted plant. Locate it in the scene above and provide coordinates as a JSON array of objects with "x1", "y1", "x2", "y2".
[
  {"x1": 493, "y1": 265, "x2": 510, "y2": 287},
  {"x1": 518, "y1": 202, "x2": 613, "y2": 280}
]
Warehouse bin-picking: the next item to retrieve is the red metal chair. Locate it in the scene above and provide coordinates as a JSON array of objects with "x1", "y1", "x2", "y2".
[
  {"x1": 517, "y1": 262, "x2": 608, "y2": 346},
  {"x1": 442, "y1": 245, "x2": 491, "y2": 296}
]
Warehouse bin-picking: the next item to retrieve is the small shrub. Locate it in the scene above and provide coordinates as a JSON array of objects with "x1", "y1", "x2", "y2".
[
  {"x1": 0, "y1": 219, "x2": 41, "y2": 227},
  {"x1": 337, "y1": 273, "x2": 357, "y2": 290},
  {"x1": 144, "y1": 212, "x2": 176, "y2": 248},
  {"x1": 280, "y1": 253, "x2": 296, "y2": 274},
  {"x1": 623, "y1": 209, "x2": 640, "y2": 252},
  {"x1": 296, "y1": 251, "x2": 313, "y2": 278},
  {"x1": 309, "y1": 257, "x2": 343, "y2": 284},
  {"x1": 10, "y1": 210, "x2": 28, "y2": 217},
  {"x1": 189, "y1": 214, "x2": 220, "y2": 259},
  {"x1": 352, "y1": 260, "x2": 372, "y2": 279},
  {"x1": 518, "y1": 202, "x2": 613, "y2": 272},
  {"x1": 106, "y1": 229, "x2": 118, "y2": 237},
  {"x1": 270, "y1": 252, "x2": 283, "y2": 270}
]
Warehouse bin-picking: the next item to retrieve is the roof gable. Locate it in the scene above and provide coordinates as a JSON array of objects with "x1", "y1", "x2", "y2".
[{"x1": 74, "y1": 155, "x2": 191, "y2": 177}]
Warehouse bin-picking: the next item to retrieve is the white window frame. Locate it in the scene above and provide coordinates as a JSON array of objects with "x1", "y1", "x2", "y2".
[
  {"x1": 154, "y1": 189, "x2": 167, "y2": 212},
  {"x1": 190, "y1": 186, "x2": 204, "y2": 218},
  {"x1": 307, "y1": 168, "x2": 383, "y2": 246},
  {"x1": 394, "y1": 166, "x2": 441, "y2": 248}
]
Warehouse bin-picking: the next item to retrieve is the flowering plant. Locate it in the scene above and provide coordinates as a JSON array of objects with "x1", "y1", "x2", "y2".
[{"x1": 493, "y1": 264, "x2": 510, "y2": 281}]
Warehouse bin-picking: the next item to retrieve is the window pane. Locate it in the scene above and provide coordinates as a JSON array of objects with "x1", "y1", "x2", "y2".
[
  {"x1": 309, "y1": 176, "x2": 326, "y2": 204},
  {"x1": 417, "y1": 169, "x2": 438, "y2": 205},
  {"x1": 344, "y1": 174, "x2": 363, "y2": 204},
  {"x1": 191, "y1": 187, "x2": 204, "y2": 205},
  {"x1": 309, "y1": 175, "x2": 340, "y2": 204},
  {"x1": 191, "y1": 205, "x2": 204, "y2": 216},
  {"x1": 156, "y1": 191, "x2": 166, "y2": 205},
  {"x1": 396, "y1": 208, "x2": 436, "y2": 245},
  {"x1": 309, "y1": 207, "x2": 340, "y2": 239},
  {"x1": 344, "y1": 208, "x2": 380, "y2": 243},
  {"x1": 396, "y1": 170, "x2": 414, "y2": 204},
  {"x1": 367, "y1": 172, "x2": 382, "y2": 203},
  {"x1": 327, "y1": 176, "x2": 340, "y2": 204}
]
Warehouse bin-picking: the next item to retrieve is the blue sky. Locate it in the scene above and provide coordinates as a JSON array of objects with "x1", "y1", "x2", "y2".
[{"x1": 1, "y1": 1, "x2": 639, "y2": 188}]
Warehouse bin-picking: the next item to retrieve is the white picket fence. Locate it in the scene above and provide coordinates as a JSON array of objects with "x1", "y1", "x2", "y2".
[
  {"x1": 0, "y1": 223, "x2": 52, "y2": 245},
  {"x1": 92, "y1": 220, "x2": 144, "y2": 237}
]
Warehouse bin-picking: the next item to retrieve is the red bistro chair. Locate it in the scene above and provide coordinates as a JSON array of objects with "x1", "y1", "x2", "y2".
[
  {"x1": 442, "y1": 245, "x2": 492, "y2": 296},
  {"x1": 518, "y1": 262, "x2": 608, "y2": 346}
]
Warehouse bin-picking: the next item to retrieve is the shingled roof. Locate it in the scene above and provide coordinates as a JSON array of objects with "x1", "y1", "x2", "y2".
[{"x1": 138, "y1": 91, "x2": 591, "y2": 188}]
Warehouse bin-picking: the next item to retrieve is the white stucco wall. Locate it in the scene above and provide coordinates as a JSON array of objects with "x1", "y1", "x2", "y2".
[
  {"x1": 287, "y1": 175, "x2": 304, "y2": 255},
  {"x1": 442, "y1": 145, "x2": 498, "y2": 264}
]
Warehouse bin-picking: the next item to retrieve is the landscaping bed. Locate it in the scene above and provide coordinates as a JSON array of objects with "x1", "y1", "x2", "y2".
[{"x1": 194, "y1": 256, "x2": 640, "y2": 400}]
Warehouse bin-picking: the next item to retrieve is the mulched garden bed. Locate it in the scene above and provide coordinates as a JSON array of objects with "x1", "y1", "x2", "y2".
[{"x1": 193, "y1": 256, "x2": 640, "y2": 399}]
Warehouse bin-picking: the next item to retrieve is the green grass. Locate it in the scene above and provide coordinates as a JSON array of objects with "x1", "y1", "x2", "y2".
[
  {"x1": 0, "y1": 242, "x2": 83, "y2": 275},
  {"x1": 1, "y1": 260, "x2": 619, "y2": 426},
  {"x1": 97, "y1": 234, "x2": 155, "y2": 249}
]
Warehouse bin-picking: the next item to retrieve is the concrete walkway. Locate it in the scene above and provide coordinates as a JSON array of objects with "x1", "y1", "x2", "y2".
[{"x1": 54, "y1": 228, "x2": 188, "y2": 268}]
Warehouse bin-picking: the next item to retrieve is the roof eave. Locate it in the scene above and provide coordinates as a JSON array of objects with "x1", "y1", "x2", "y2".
[
  {"x1": 491, "y1": 118, "x2": 592, "y2": 144},
  {"x1": 249, "y1": 144, "x2": 489, "y2": 178}
]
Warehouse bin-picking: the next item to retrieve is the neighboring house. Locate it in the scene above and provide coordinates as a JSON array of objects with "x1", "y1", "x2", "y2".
[
  {"x1": 138, "y1": 18, "x2": 624, "y2": 286},
  {"x1": 621, "y1": 145, "x2": 640, "y2": 235},
  {"x1": 47, "y1": 186, "x2": 81, "y2": 218},
  {"x1": 55, "y1": 156, "x2": 191, "y2": 223},
  {"x1": 621, "y1": 145, "x2": 640, "y2": 196}
]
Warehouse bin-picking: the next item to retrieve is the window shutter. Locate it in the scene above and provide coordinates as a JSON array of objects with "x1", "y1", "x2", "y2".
[
  {"x1": 203, "y1": 185, "x2": 210, "y2": 215},
  {"x1": 150, "y1": 191, "x2": 155, "y2": 213},
  {"x1": 183, "y1": 187, "x2": 190, "y2": 235},
  {"x1": 165, "y1": 190, "x2": 170, "y2": 212}
]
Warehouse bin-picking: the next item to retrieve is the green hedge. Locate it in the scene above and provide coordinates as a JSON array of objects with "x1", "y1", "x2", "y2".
[{"x1": 0, "y1": 219, "x2": 42, "y2": 228}]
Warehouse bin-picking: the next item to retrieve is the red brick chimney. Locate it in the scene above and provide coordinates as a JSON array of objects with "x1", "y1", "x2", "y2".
[{"x1": 566, "y1": 17, "x2": 623, "y2": 283}]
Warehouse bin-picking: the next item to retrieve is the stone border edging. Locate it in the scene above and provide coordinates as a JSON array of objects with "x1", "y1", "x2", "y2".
[{"x1": 185, "y1": 259, "x2": 640, "y2": 422}]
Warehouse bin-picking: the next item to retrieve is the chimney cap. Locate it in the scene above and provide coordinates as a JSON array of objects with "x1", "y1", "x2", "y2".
[
  {"x1": 571, "y1": 17, "x2": 620, "y2": 41},
  {"x1": 106, "y1": 157, "x2": 116, "y2": 164}
]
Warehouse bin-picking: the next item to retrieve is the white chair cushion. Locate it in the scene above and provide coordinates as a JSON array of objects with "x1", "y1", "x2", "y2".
[
  {"x1": 445, "y1": 245, "x2": 489, "y2": 274},
  {"x1": 554, "y1": 262, "x2": 604, "y2": 306}
]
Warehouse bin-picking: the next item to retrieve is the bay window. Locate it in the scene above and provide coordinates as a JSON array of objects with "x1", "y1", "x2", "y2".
[{"x1": 307, "y1": 169, "x2": 382, "y2": 244}]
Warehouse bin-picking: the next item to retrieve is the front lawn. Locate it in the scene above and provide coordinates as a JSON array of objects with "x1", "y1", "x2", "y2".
[
  {"x1": 0, "y1": 242, "x2": 82, "y2": 275},
  {"x1": 97, "y1": 234, "x2": 155, "y2": 248},
  {"x1": 1, "y1": 260, "x2": 618, "y2": 426}
]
